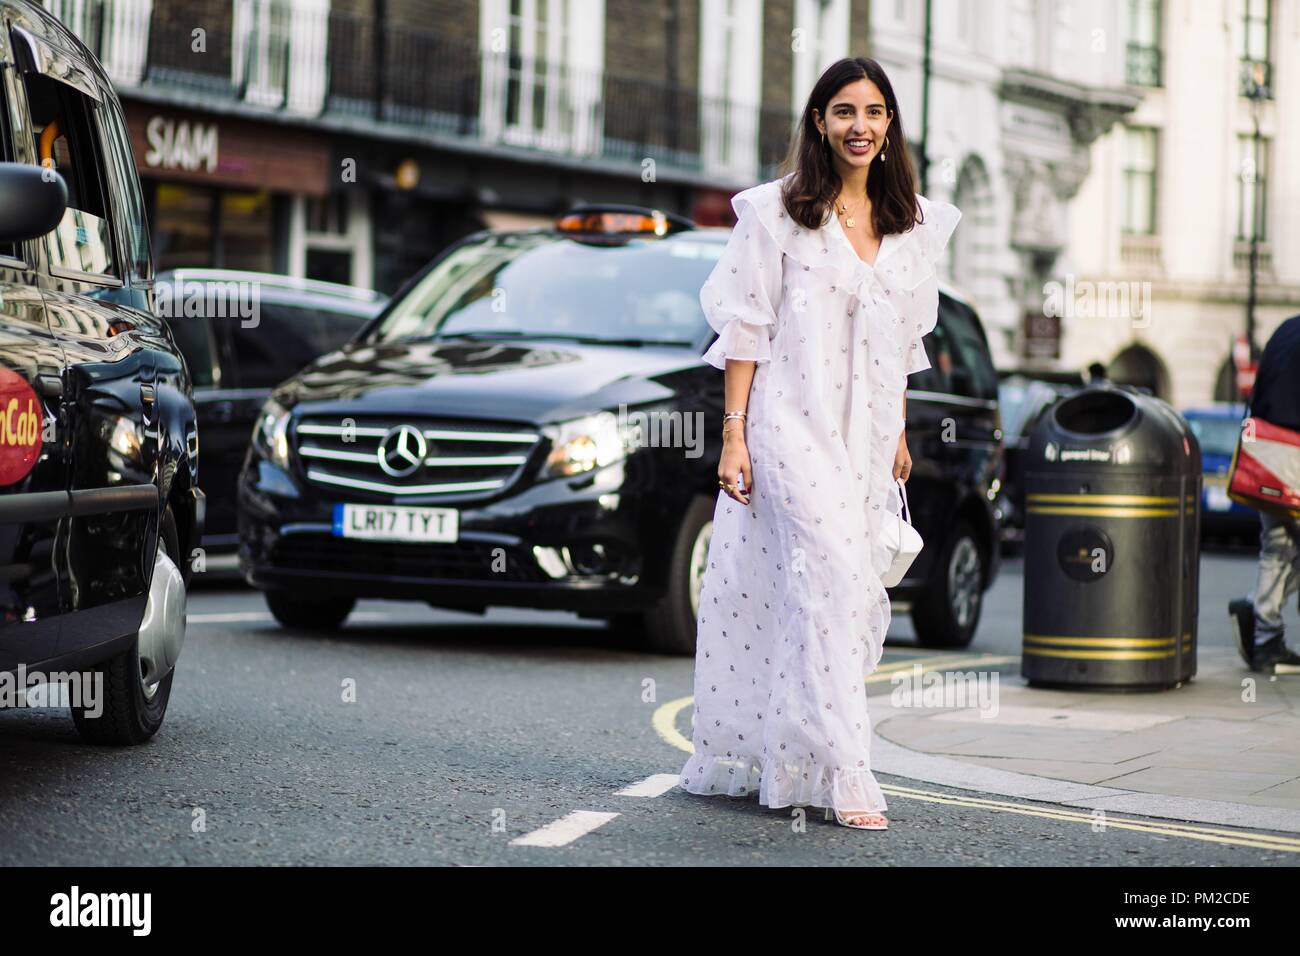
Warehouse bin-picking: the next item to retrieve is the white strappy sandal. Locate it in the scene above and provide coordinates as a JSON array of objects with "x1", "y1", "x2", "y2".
[{"x1": 834, "y1": 809, "x2": 889, "y2": 830}]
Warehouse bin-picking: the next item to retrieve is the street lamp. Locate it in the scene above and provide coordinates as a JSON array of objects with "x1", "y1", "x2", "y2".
[
  {"x1": 917, "y1": 0, "x2": 934, "y2": 193},
  {"x1": 1242, "y1": 60, "x2": 1269, "y2": 362}
]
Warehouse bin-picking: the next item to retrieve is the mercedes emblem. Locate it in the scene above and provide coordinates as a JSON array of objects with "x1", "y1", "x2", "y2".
[{"x1": 377, "y1": 424, "x2": 427, "y2": 478}]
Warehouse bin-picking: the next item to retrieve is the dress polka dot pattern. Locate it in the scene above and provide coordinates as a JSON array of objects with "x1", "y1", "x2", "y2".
[{"x1": 681, "y1": 174, "x2": 961, "y2": 815}]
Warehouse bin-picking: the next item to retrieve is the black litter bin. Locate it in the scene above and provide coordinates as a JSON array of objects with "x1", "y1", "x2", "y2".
[{"x1": 1022, "y1": 384, "x2": 1200, "y2": 688}]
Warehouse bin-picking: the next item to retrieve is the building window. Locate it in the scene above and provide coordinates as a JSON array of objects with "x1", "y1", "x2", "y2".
[
  {"x1": 232, "y1": 0, "x2": 329, "y2": 114},
  {"x1": 1240, "y1": 0, "x2": 1272, "y2": 97},
  {"x1": 218, "y1": 190, "x2": 274, "y2": 272},
  {"x1": 151, "y1": 183, "x2": 214, "y2": 272},
  {"x1": 1125, "y1": 0, "x2": 1161, "y2": 86},
  {"x1": 699, "y1": 0, "x2": 762, "y2": 178},
  {"x1": 42, "y1": 0, "x2": 154, "y2": 88},
  {"x1": 1121, "y1": 126, "x2": 1157, "y2": 235},
  {"x1": 299, "y1": 191, "x2": 369, "y2": 287},
  {"x1": 1237, "y1": 134, "x2": 1268, "y2": 242},
  {"x1": 508, "y1": 0, "x2": 571, "y2": 145},
  {"x1": 792, "y1": 0, "x2": 848, "y2": 116},
  {"x1": 479, "y1": 0, "x2": 604, "y2": 155},
  {"x1": 148, "y1": 183, "x2": 277, "y2": 273}
]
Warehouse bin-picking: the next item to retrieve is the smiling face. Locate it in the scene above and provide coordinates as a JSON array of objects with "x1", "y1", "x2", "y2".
[{"x1": 814, "y1": 77, "x2": 893, "y2": 173}]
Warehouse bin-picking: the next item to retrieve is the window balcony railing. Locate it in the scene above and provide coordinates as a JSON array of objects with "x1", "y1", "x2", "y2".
[
  {"x1": 1125, "y1": 43, "x2": 1162, "y2": 87},
  {"x1": 1233, "y1": 239, "x2": 1272, "y2": 274},
  {"x1": 58, "y1": 0, "x2": 790, "y2": 183},
  {"x1": 1119, "y1": 233, "x2": 1163, "y2": 274}
]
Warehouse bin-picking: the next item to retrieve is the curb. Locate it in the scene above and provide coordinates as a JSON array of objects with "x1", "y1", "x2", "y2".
[{"x1": 871, "y1": 731, "x2": 1300, "y2": 834}]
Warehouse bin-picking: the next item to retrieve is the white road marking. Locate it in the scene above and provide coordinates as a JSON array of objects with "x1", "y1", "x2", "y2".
[
  {"x1": 509, "y1": 810, "x2": 621, "y2": 847},
  {"x1": 186, "y1": 611, "x2": 396, "y2": 624},
  {"x1": 187, "y1": 612, "x2": 272, "y2": 623},
  {"x1": 614, "y1": 774, "x2": 680, "y2": 797}
]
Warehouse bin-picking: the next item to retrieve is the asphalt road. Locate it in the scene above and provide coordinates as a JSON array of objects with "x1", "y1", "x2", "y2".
[{"x1": 0, "y1": 538, "x2": 1295, "y2": 866}]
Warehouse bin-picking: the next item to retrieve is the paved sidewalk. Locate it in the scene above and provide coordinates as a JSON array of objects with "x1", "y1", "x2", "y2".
[{"x1": 871, "y1": 646, "x2": 1300, "y2": 832}]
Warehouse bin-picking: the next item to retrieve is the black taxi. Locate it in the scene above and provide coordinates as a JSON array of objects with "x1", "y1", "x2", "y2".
[
  {"x1": 238, "y1": 206, "x2": 1002, "y2": 653},
  {"x1": 0, "y1": 0, "x2": 200, "y2": 742}
]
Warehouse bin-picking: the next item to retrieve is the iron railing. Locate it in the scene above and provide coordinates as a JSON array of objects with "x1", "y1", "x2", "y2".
[{"x1": 1124, "y1": 42, "x2": 1161, "y2": 87}]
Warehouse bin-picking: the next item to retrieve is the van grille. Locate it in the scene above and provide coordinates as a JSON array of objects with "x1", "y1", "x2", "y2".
[{"x1": 293, "y1": 416, "x2": 541, "y2": 500}]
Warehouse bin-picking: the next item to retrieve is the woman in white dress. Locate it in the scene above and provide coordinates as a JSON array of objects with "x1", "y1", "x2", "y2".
[{"x1": 677, "y1": 57, "x2": 960, "y2": 830}]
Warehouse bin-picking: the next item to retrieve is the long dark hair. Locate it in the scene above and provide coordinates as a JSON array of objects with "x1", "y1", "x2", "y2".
[{"x1": 780, "y1": 57, "x2": 921, "y2": 236}]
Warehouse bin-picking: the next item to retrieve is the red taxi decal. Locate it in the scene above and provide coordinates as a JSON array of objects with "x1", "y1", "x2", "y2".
[{"x1": 0, "y1": 368, "x2": 43, "y2": 485}]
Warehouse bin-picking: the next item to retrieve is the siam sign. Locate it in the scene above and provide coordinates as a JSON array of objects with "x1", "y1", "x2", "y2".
[{"x1": 144, "y1": 115, "x2": 219, "y2": 174}]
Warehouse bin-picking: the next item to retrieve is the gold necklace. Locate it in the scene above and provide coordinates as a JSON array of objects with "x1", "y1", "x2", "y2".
[{"x1": 835, "y1": 195, "x2": 866, "y2": 229}]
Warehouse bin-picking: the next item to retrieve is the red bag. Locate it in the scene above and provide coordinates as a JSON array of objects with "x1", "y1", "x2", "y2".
[{"x1": 1227, "y1": 416, "x2": 1300, "y2": 518}]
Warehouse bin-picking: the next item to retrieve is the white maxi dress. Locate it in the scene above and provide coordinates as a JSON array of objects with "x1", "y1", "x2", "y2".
[{"x1": 678, "y1": 174, "x2": 960, "y2": 815}]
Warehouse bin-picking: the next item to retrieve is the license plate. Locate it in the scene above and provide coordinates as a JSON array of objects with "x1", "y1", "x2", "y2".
[
  {"x1": 1206, "y1": 483, "x2": 1232, "y2": 511},
  {"x1": 332, "y1": 503, "x2": 459, "y2": 542}
]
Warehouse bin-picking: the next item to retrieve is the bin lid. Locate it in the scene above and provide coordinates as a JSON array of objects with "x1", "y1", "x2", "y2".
[{"x1": 1026, "y1": 384, "x2": 1200, "y2": 473}]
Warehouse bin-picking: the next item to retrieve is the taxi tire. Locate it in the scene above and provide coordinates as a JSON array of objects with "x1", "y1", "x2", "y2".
[
  {"x1": 629, "y1": 495, "x2": 712, "y2": 656},
  {"x1": 265, "y1": 590, "x2": 356, "y2": 630},
  {"x1": 71, "y1": 506, "x2": 180, "y2": 745},
  {"x1": 912, "y1": 519, "x2": 983, "y2": 649}
]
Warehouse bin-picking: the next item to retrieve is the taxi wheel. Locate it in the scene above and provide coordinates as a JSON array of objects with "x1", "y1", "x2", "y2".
[
  {"x1": 71, "y1": 506, "x2": 183, "y2": 745},
  {"x1": 264, "y1": 590, "x2": 356, "y2": 630},
  {"x1": 912, "y1": 519, "x2": 983, "y2": 649},
  {"x1": 627, "y1": 495, "x2": 713, "y2": 656}
]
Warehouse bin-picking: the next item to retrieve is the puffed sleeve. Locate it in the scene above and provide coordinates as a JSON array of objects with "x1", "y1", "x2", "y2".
[
  {"x1": 699, "y1": 200, "x2": 783, "y2": 370},
  {"x1": 904, "y1": 194, "x2": 961, "y2": 376}
]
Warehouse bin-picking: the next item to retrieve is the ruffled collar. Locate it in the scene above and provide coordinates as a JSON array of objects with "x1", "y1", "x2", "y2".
[
  {"x1": 730, "y1": 176, "x2": 939, "y2": 293},
  {"x1": 827, "y1": 207, "x2": 903, "y2": 273}
]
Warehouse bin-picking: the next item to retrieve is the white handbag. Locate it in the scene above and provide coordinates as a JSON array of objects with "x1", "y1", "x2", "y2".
[{"x1": 880, "y1": 478, "x2": 924, "y2": 587}]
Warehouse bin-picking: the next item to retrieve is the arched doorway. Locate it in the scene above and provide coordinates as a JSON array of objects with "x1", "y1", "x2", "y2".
[
  {"x1": 952, "y1": 155, "x2": 996, "y2": 300},
  {"x1": 1108, "y1": 344, "x2": 1171, "y2": 400},
  {"x1": 1212, "y1": 355, "x2": 1239, "y2": 403}
]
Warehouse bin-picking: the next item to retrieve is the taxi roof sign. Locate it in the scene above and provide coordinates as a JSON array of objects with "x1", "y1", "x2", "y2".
[{"x1": 555, "y1": 204, "x2": 694, "y2": 238}]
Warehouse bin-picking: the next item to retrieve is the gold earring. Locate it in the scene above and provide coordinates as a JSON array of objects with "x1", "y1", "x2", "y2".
[
  {"x1": 880, "y1": 134, "x2": 890, "y2": 162},
  {"x1": 820, "y1": 130, "x2": 827, "y2": 148}
]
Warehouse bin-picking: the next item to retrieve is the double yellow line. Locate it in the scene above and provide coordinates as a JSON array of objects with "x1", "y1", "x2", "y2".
[
  {"x1": 659, "y1": 653, "x2": 1300, "y2": 852},
  {"x1": 879, "y1": 783, "x2": 1300, "y2": 853}
]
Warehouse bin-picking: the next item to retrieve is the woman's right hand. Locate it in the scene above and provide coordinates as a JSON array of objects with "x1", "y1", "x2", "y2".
[{"x1": 718, "y1": 429, "x2": 753, "y2": 505}]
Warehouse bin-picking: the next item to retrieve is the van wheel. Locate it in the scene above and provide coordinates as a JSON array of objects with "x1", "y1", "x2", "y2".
[
  {"x1": 912, "y1": 520, "x2": 983, "y2": 649},
  {"x1": 71, "y1": 505, "x2": 186, "y2": 745},
  {"x1": 618, "y1": 496, "x2": 713, "y2": 655},
  {"x1": 265, "y1": 590, "x2": 356, "y2": 630}
]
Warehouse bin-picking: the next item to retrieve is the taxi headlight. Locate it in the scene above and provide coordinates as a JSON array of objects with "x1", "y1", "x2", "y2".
[
  {"x1": 107, "y1": 416, "x2": 142, "y2": 460},
  {"x1": 539, "y1": 411, "x2": 640, "y2": 479},
  {"x1": 252, "y1": 399, "x2": 292, "y2": 469}
]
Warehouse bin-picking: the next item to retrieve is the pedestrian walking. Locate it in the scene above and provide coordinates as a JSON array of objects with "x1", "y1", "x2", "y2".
[
  {"x1": 1230, "y1": 313, "x2": 1300, "y2": 675},
  {"x1": 677, "y1": 57, "x2": 959, "y2": 830}
]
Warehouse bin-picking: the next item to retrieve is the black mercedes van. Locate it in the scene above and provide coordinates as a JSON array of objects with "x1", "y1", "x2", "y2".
[{"x1": 238, "y1": 207, "x2": 1002, "y2": 654}]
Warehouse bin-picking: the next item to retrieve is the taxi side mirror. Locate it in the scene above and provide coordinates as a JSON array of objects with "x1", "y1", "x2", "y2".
[{"x1": 0, "y1": 161, "x2": 68, "y2": 243}]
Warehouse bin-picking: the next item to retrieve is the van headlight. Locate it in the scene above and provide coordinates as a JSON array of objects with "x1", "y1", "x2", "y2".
[
  {"x1": 539, "y1": 411, "x2": 640, "y2": 479},
  {"x1": 252, "y1": 399, "x2": 292, "y2": 469}
]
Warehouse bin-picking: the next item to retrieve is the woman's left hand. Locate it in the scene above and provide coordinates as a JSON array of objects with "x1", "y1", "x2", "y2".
[{"x1": 893, "y1": 430, "x2": 912, "y2": 482}]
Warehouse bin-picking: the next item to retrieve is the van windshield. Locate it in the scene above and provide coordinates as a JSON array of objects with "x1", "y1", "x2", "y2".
[
  {"x1": 369, "y1": 233, "x2": 723, "y2": 347},
  {"x1": 1187, "y1": 415, "x2": 1243, "y2": 457}
]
